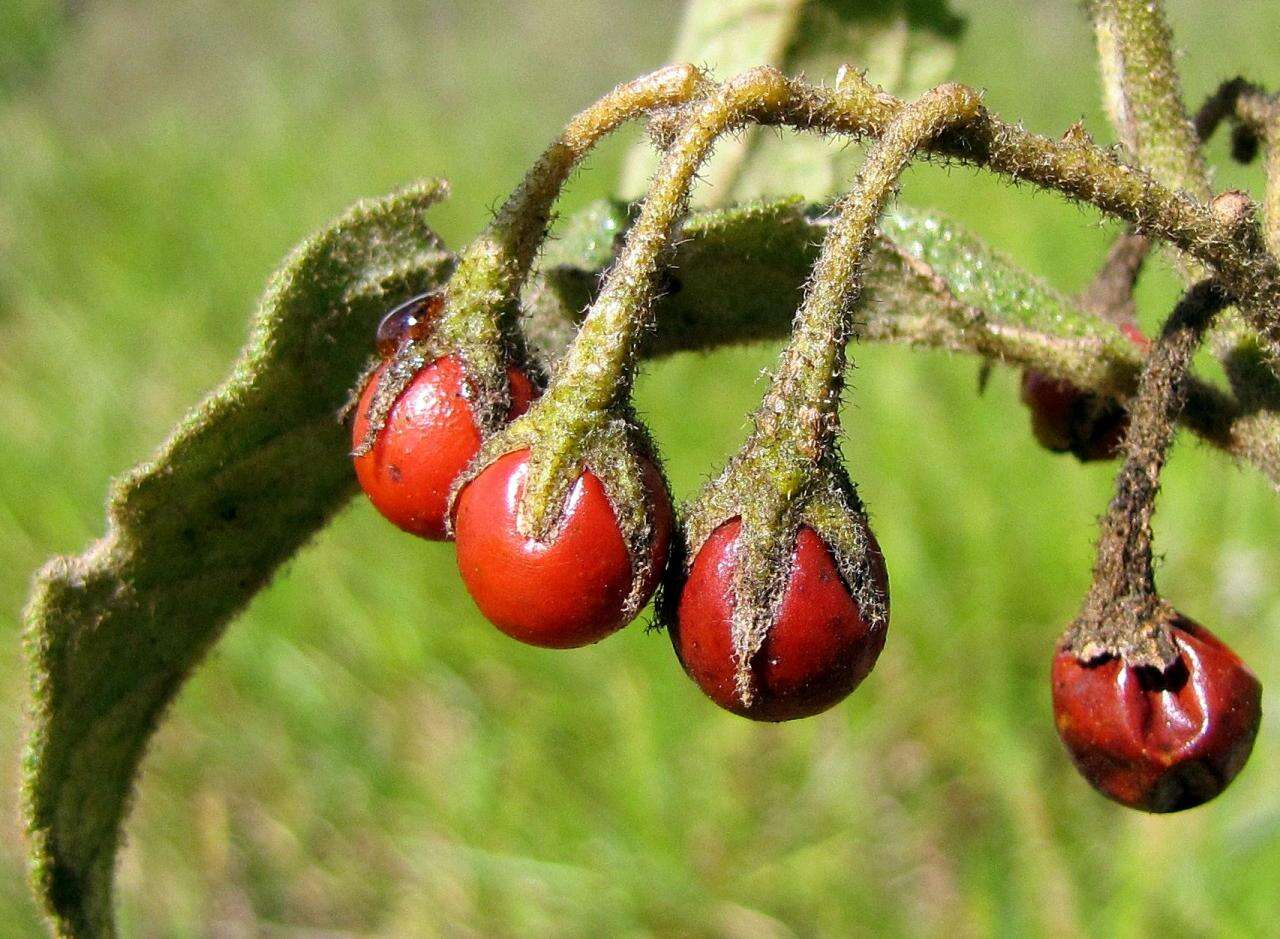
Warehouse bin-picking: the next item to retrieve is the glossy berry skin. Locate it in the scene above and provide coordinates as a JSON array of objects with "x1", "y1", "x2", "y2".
[
  {"x1": 672, "y1": 519, "x2": 889, "y2": 722},
  {"x1": 375, "y1": 291, "x2": 444, "y2": 357},
  {"x1": 1052, "y1": 616, "x2": 1262, "y2": 812},
  {"x1": 452, "y1": 449, "x2": 673, "y2": 648},
  {"x1": 1020, "y1": 323, "x2": 1148, "y2": 462},
  {"x1": 352, "y1": 356, "x2": 534, "y2": 540}
]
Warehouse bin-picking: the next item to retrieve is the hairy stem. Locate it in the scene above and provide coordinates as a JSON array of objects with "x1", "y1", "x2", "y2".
[
  {"x1": 763, "y1": 84, "x2": 983, "y2": 446},
  {"x1": 547, "y1": 67, "x2": 794, "y2": 410},
  {"x1": 356, "y1": 66, "x2": 709, "y2": 450},
  {"x1": 1069, "y1": 280, "x2": 1231, "y2": 666},
  {"x1": 446, "y1": 63, "x2": 706, "y2": 328},
  {"x1": 1077, "y1": 79, "x2": 1275, "y2": 328},
  {"x1": 761, "y1": 79, "x2": 1280, "y2": 365},
  {"x1": 1091, "y1": 0, "x2": 1210, "y2": 200}
]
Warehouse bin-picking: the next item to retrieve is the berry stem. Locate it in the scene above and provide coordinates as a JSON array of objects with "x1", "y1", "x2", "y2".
[
  {"x1": 356, "y1": 66, "x2": 708, "y2": 448},
  {"x1": 758, "y1": 83, "x2": 984, "y2": 457},
  {"x1": 1069, "y1": 279, "x2": 1231, "y2": 667},
  {"x1": 543, "y1": 68, "x2": 798, "y2": 413},
  {"x1": 443, "y1": 64, "x2": 707, "y2": 338}
]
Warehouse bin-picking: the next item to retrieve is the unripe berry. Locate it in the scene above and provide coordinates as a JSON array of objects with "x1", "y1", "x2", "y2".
[
  {"x1": 1052, "y1": 615, "x2": 1261, "y2": 812},
  {"x1": 452, "y1": 449, "x2": 673, "y2": 647},
  {"x1": 673, "y1": 518, "x2": 889, "y2": 722},
  {"x1": 352, "y1": 356, "x2": 534, "y2": 539}
]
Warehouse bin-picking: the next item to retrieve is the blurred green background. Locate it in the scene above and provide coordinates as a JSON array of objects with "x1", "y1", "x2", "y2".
[{"x1": 3, "y1": 1, "x2": 1278, "y2": 935}]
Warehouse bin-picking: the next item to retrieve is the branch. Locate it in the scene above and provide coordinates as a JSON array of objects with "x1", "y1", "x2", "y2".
[
  {"x1": 1090, "y1": 0, "x2": 1210, "y2": 200},
  {"x1": 1067, "y1": 280, "x2": 1231, "y2": 666},
  {"x1": 692, "y1": 73, "x2": 1280, "y2": 367},
  {"x1": 525, "y1": 198, "x2": 1280, "y2": 488}
]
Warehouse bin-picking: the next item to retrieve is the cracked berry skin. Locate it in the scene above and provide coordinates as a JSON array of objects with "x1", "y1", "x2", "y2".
[
  {"x1": 352, "y1": 356, "x2": 534, "y2": 540},
  {"x1": 1020, "y1": 323, "x2": 1148, "y2": 462},
  {"x1": 1052, "y1": 616, "x2": 1262, "y2": 812},
  {"x1": 452, "y1": 449, "x2": 673, "y2": 648},
  {"x1": 672, "y1": 519, "x2": 889, "y2": 722}
]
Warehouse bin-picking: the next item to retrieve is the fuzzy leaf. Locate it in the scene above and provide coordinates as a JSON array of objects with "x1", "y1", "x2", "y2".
[
  {"x1": 528, "y1": 197, "x2": 1131, "y2": 382},
  {"x1": 619, "y1": 0, "x2": 966, "y2": 203},
  {"x1": 22, "y1": 180, "x2": 454, "y2": 939}
]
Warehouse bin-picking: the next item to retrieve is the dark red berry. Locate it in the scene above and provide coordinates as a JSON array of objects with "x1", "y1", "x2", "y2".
[
  {"x1": 374, "y1": 292, "x2": 444, "y2": 357},
  {"x1": 672, "y1": 519, "x2": 889, "y2": 722},
  {"x1": 353, "y1": 355, "x2": 534, "y2": 539},
  {"x1": 1052, "y1": 615, "x2": 1262, "y2": 812},
  {"x1": 452, "y1": 449, "x2": 673, "y2": 648},
  {"x1": 1020, "y1": 324, "x2": 1149, "y2": 462}
]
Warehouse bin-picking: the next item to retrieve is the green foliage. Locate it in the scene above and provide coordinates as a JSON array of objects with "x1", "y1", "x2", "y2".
[{"x1": 22, "y1": 182, "x2": 452, "y2": 938}]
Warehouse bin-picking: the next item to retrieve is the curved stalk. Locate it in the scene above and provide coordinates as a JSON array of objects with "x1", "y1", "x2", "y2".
[
  {"x1": 446, "y1": 62, "x2": 708, "y2": 322},
  {"x1": 543, "y1": 67, "x2": 797, "y2": 412},
  {"x1": 1067, "y1": 280, "x2": 1231, "y2": 667}
]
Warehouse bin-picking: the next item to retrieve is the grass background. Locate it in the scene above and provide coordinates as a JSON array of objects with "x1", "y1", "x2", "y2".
[{"x1": 2, "y1": 1, "x2": 1279, "y2": 935}]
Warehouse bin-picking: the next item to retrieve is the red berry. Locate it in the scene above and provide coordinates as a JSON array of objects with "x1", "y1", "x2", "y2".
[
  {"x1": 375, "y1": 292, "x2": 443, "y2": 357},
  {"x1": 1052, "y1": 616, "x2": 1262, "y2": 812},
  {"x1": 672, "y1": 519, "x2": 889, "y2": 722},
  {"x1": 1019, "y1": 371, "x2": 1128, "y2": 461},
  {"x1": 1020, "y1": 325, "x2": 1148, "y2": 462},
  {"x1": 452, "y1": 449, "x2": 673, "y2": 648},
  {"x1": 353, "y1": 355, "x2": 534, "y2": 539}
]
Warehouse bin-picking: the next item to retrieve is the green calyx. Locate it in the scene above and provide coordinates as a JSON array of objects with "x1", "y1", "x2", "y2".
[{"x1": 673, "y1": 421, "x2": 888, "y2": 708}]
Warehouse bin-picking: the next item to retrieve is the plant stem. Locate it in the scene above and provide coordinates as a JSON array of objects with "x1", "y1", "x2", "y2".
[
  {"x1": 1091, "y1": 0, "x2": 1210, "y2": 200},
  {"x1": 761, "y1": 84, "x2": 983, "y2": 444},
  {"x1": 443, "y1": 64, "x2": 706, "y2": 344},
  {"x1": 546, "y1": 67, "x2": 795, "y2": 411},
  {"x1": 1069, "y1": 279, "x2": 1230, "y2": 666},
  {"x1": 1078, "y1": 79, "x2": 1273, "y2": 327},
  {"x1": 767, "y1": 80, "x2": 1280, "y2": 365}
]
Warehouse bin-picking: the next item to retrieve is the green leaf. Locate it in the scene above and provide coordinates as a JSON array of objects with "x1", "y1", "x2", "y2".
[
  {"x1": 22, "y1": 180, "x2": 453, "y2": 939},
  {"x1": 529, "y1": 197, "x2": 1131, "y2": 383},
  {"x1": 619, "y1": 0, "x2": 966, "y2": 203}
]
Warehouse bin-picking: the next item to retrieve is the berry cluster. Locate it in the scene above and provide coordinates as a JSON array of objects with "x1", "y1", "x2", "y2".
[{"x1": 348, "y1": 67, "x2": 1263, "y2": 814}]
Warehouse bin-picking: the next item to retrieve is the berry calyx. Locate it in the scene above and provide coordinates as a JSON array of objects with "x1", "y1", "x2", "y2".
[
  {"x1": 352, "y1": 356, "x2": 534, "y2": 539},
  {"x1": 1020, "y1": 323, "x2": 1149, "y2": 462},
  {"x1": 673, "y1": 518, "x2": 889, "y2": 722},
  {"x1": 1052, "y1": 615, "x2": 1261, "y2": 812},
  {"x1": 452, "y1": 448, "x2": 673, "y2": 647}
]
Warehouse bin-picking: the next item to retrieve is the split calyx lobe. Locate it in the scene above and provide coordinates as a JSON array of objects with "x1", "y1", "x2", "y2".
[
  {"x1": 1064, "y1": 278, "x2": 1232, "y2": 670},
  {"x1": 675, "y1": 82, "x2": 984, "y2": 705}
]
